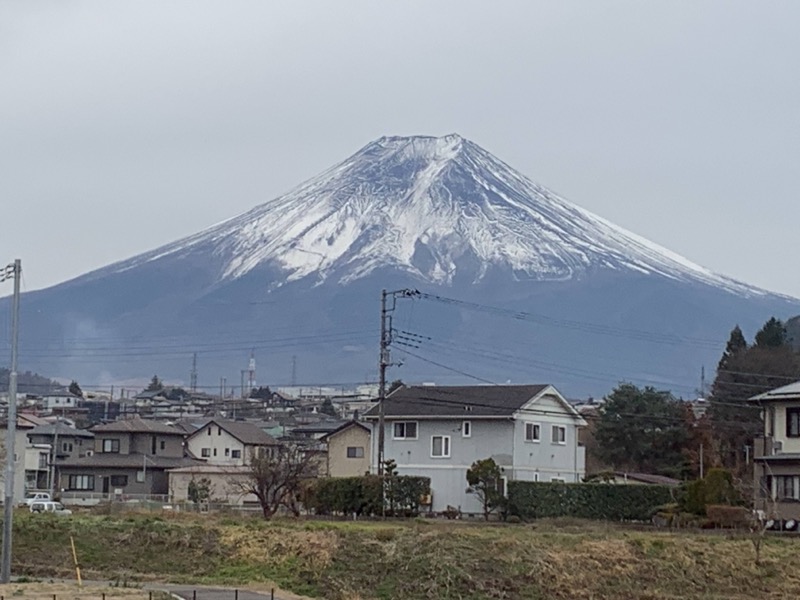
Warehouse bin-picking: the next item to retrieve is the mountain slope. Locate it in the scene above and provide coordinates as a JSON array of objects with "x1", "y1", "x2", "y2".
[
  {"x1": 101, "y1": 134, "x2": 766, "y2": 295},
  {"x1": 5, "y1": 134, "x2": 799, "y2": 396}
]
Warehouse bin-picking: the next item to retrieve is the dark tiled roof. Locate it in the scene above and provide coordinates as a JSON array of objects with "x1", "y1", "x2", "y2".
[
  {"x1": 291, "y1": 420, "x2": 349, "y2": 434},
  {"x1": 364, "y1": 385, "x2": 550, "y2": 418},
  {"x1": 58, "y1": 453, "x2": 202, "y2": 470},
  {"x1": 319, "y1": 421, "x2": 371, "y2": 441},
  {"x1": 28, "y1": 423, "x2": 94, "y2": 438},
  {"x1": 191, "y1": 419, "x2": 279, "y2": 446},
  {"x1": 91, "y1": 417, "x2": 184, "y2": 435}
]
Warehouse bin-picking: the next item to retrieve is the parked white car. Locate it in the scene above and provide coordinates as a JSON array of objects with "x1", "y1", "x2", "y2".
[
  {"x1": 23, "y1": 492, "x2": 52, "y2": 507},
  {"x1": 29, "y1": 501, "x2": 72, "y2": 516}
]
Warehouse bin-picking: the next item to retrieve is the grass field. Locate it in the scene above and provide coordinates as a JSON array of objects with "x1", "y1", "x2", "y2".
[{"x1": 9, "y1": 511, "x2": 800, "y2": 599}]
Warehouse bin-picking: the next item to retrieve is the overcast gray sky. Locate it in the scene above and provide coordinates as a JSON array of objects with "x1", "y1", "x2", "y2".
[{"x1": 2, "y1": 1, "x2": 798, "y2": 297}]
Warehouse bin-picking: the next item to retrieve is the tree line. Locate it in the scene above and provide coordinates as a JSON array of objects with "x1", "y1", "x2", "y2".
[{"x1": 588, "y1": 316, "x2": 800, "y2": 480}]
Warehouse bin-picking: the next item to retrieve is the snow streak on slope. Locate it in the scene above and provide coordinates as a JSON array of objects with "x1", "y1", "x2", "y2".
[{"x1": 110, "y1": 134, "x2": 767, "y2": 296}]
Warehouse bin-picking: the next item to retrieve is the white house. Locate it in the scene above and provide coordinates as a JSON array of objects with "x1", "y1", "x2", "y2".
[
  {"x1": 364, "y1": 384, "x2": 587, "y2": 514},
  {"x1": 185, "y1": 419, "x2": 280, "y2": 466}
]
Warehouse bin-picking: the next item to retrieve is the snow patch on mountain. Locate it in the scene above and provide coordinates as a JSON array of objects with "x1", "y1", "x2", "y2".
[{"x1": 110, "y1": 134, "x2": 771, "y2": 297}]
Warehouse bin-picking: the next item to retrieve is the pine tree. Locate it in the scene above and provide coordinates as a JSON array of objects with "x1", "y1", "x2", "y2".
[
  {"x1": 710, "y1": 319, "x2": 800, "y2": 474},
  {"x1": 68, "y1": 380, "x2": 83, "y2": 397},
  {"x1": 754, "y1": 317, "x2": 787, "y2": 349},
  {"x1": 145, "y1": 375, "x2": 164, "y2": 392}
]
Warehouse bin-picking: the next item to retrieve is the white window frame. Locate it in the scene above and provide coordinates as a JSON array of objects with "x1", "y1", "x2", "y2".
[
  {"x1": 533, "y1": 472, "x2": 540, "y2": 482},
  {"x1": 102, "y1": 439, "x2": 120, "y2": 453},
  {"x1": 201, "y1": 448, "x2": 211, "y2": 458},
  {"x1": 524, "y1": 422, "x2": 541, "y2": 442},
  {"x1": 551, "y1": 425, "x2": 566, "y2": 445},
  {"x1": 392, "y1": 421, "x2": 418, "y2": 440},
  {"x1": 346, "y1": 446, "x2": 365, "y2": 459},
  {"x1": 462, "y1": 421, "x2": 471, "y2": 438},
  {"x1": 430, "y1": 435, "x2": 451, "y2": 458}
]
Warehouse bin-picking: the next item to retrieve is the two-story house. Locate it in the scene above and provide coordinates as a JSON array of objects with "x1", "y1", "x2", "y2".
[
  {"x1": 184, "y1": 418, "x2": 280, "y2": 465},
  {"x1": 364, "y1": 384, "x2": 586, "y2": 514},
  {"x1": 320, "y1": 420, "x2": 371, "y2": 477},
  {"x1": 751, "y1": 381, "x2": 800, "y2": 520},
  {"x1": 58, "y1": 417, "x2": 200, "y2": 499},
  {"x1": 169, "y1": 419, "x2": 282, "y2": 505}
]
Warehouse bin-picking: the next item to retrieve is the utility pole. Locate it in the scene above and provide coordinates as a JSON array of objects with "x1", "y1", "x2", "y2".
[
  {"x1": 291, "y1": 355, "x2": 297, "y2": 387},
  {"x1": 1, "y1": 259, "x2": 21, "y2": 583},
  {"x1": 699, "y1": 443, "x2": 704, "y2": 479},
  {"x1": 190, "y1": 353, "x2": 198, "y2": 393},
  {"x1": 376, "y1": 288, "x2": 419, "y2": 516}
]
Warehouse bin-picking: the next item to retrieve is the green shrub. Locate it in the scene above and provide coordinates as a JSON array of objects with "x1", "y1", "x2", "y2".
[
  {"x1": 507, "y1": 481, "x2": 674, "y2": 521},
  {"x1": 305, "y1": 475, "x2": 430, "y2": 517},
  {"x1": 680, "y1": 469, "x2": 742, "y2": 516},
  {"x1": 705, "y1": 504, "x2": 750, "y2": 529}
]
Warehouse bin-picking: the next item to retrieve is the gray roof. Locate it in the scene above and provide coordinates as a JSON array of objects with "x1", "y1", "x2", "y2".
[
  {"x1": 28, "y1": 423, "x2": 94, "y2": 438},
  {"x1": 58, "y1": 453, "x2": 202, "y2": 470},
  {"x1": 750, "y1": 381, "x2": 800, "y2": 402},
  {"x1": 363, "y1": 384, "x2": 551, "y2": 418},
  {"x1": 91, "y1": 417, "x2": 184, "y2": 436},
  {"x1": 613, "y1": 472, "x2": 681, "y2": 486},
  {"x1": 189, "y1": 419, "x2": 279, "y2": 446},
  {"x1": 291, "y1": 420, "x2": 349, "y2": 434}
]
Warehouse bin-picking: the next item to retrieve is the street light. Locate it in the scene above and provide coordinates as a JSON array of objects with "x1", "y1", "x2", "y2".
[{"x1": 0, "y1": 259, "x2": 21, "y2": 583}]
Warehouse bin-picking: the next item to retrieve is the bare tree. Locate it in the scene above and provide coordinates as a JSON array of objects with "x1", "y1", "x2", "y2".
[
  {"x1": 232, "y1": 445, "x2": 319, "y2": 520},
  {"x1": 744, "y1": 465, "x2": 780, "y2": 566}
]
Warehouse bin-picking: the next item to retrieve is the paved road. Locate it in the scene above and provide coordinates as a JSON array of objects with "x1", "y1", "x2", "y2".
[{"x1": 155, "y1": 584, "x2": 279, "y2": 600}]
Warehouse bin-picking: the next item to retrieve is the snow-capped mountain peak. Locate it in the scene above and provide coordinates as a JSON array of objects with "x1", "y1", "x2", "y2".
[{"x1": 112, "y1": 134, "x2": 766, "y2": 296}]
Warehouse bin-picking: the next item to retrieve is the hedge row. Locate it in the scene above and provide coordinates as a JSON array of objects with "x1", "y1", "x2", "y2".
[
  {"x1": 508, "y1": 481, "x2": 674, "y2": 521},
  {"x1": 304, "y1": 475, "x2": 431, "y2": 517}
]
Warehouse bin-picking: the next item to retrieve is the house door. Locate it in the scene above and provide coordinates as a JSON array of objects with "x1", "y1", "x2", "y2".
[{"x1": 102, "y1": 477, "x2": 110, "y2": 494}]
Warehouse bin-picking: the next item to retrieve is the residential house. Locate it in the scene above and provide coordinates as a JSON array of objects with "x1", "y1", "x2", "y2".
[
  {"x1": 27, "y1": 422, "x2": 95, "y2": 493},
  {"x1": 58, "y1": 417, "x2": 200, "y2": 500},
  {"x1": 40, "y1": 391, "x2": 82, "y2": 414},
  {"x1": 319, "y1": 421, "x2": 371, "y2": 477},
  {"x1": 184, "y1": 418, "x2": 280, "y2": 466},
  {"x1": 752, "y1": 381, "x2": 800, "y2": 520},
  {"x1": 364, "y1": 384, "x2": 587, "y2": 514},
  {"x1": 0, "y1": 413, "x2": 51, "y2": 502}
]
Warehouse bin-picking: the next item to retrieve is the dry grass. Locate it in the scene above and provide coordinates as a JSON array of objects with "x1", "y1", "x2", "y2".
[{"x1": 0, "y1": 582, "x2": 162, "y2": 599}]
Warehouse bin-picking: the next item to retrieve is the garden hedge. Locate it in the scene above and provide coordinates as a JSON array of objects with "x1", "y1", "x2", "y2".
[
  {"x1": 304, "y1": 475, "x2": 431, "y2": 517},
  {"x1": 508, "y1": 481, "x2": 675, "y2": 521}
]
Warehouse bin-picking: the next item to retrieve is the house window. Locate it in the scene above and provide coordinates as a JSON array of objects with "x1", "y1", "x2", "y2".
[
  {"x1": 787, "y1": 408, "x2": 800, "y2": 438},
  {"x1": 68, "y1": 475, "x2": 94, "y2": 490},
  {"x1": 774, "y1": 475, "x2": 800, "y2": 500},
  {"x1": 225, "y1": 448, "x2": 230, "y2": 457},
  {"x1": 533, "y1": 472, "x2": 540, "y2": 482},
  {"x1": 462, "y1": 421, "x2": 471, "y2": 438},
  {"x1": 768, "y1": 406, "x2": 776, "y2": 437},
  {"x1": 213, "y1": 448, "x2": 218, "y2": 456},
  {"x1": 207, "y1": 428, "x2": 212, "y2": 436},
  {"x1": 551, "y1": 425, "x2": 566, "y2": 445},
  {"x1": 525, "y1": 423, "x2": 540, "y2": 442},
  {"x1": 218, "y1": 427, "x2": 222, "y2": 436},
  {"x1": 102, "y1": 439, "x2": 120, "y2": 453},
  {"x1": 136, "y1": 470, "x2": 145, "y2": 483},
  {"x1": 393, "y1": 422, "x2": 418, "y2": 440},
  {"x1": 160, "y1": 440, "x2": 166, "y2": 451},
  {"x1": 550, "y1": 477, "x2": 566, "y2": 483},
  {"x1": 110, "y1": 475, "x2": 128, "y2": 487},
  {"x1": 346, "y1": 446, "x2": 365, "y2": 458},
  {"x1": 431, "y1": 435, "x2": 451, "y2": 458},
  {"x1": 231, "y1": 449, "x2": 242, "y2": 459},
  {"x1": 201, "y1": 448, "x2": 211, "y2": 458},
  {"x1": 62, "y1": 442, "x2": 73, "y2": 453}
]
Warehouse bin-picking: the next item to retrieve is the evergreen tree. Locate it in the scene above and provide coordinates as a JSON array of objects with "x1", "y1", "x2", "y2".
[
  {"x1": 593, "y1": 383, "x2": 689, "y2": 477},
  {"x1": 710, "y1": 319, "x2": 800, "y2": 474},
  {"x1": 388, "y1": 380, "x2": 404, "y2": 394},
  {"x1": 754, "y1": 317, "x2": 787, "y2": 349},
  {"x1": 145, "y1": 375, "x2": 164, "y2": 392},
  {"x1": 68, "y1": 380, "x2": 83, "y2": 397},
  {"x1": 319, "y1": 398, "x2": 338, "y2": 417}
]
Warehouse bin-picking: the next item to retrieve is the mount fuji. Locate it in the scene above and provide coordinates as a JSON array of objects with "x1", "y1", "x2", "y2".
[{"x1": 7, "y1": 135, "x2": 799, "y2": 397}]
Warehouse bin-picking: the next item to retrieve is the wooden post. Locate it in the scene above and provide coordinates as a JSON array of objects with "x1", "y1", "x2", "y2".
[{"x1": 69, "y1": 535, "x2": 82, "y2": 587}]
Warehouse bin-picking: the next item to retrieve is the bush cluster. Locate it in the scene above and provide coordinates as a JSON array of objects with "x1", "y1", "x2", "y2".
[{"x1": 304, "y1": 475, "x2": 431, "y2": 517}]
